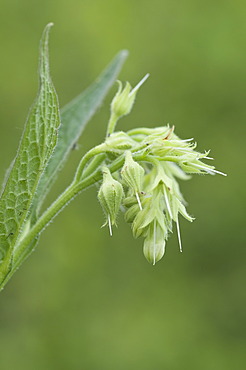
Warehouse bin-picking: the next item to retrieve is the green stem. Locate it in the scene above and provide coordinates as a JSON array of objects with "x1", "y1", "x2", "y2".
[
  {"x1": 82, "y1": 153, "x2": 106, "y2": 179},
  {"x1": 74, "y1": 143, "x2": 106, "y2": 182},
  {"x1": 13, "y1": 182, "x2": 79, "y2": 264},
  {"x1": 106, "y1": 112, "x2": 119, "y2": 137}
]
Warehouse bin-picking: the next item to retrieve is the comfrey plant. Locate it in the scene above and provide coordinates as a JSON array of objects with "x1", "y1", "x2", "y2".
[{"x1": 0, "y1": 24, "x2": 226, "y2": 290}]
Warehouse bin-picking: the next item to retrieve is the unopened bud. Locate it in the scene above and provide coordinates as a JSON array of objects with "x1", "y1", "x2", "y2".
[
  {"x1": 111, "y1": 74, "x2": 149, "y2": 119},
  {"x1": 124, "y1": 204, "x2": 139, "y2": 224},
  {"x1": 121, "y1": 151, "x2": 145, "y2": 210},
  {"x1": 132, "y1": 204, "x2": 153, "y2": 238},
  {"x1": 105, "y1": 131, "x2": 135, "y2": 153},
  {"x1": 143, "y1": 221, "x2": 166, "y2": 265},
  {"x1": 98, "y1": 167, "x2": 124, "y2": 235}
]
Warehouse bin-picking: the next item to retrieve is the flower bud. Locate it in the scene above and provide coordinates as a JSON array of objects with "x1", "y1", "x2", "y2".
[
  {"x1": 143, "y1": 221, "x2": 166, "y2": 265},
  {"x1": 123, "y1": 195, "x2": 138, "y2": 208},
  {"x1": 124, "y1": 204, "x2": 139, "y2": 224},
  {"x1": 111, "y1": 74, "x2": 149, "y2": 119},
  {"x1": 121, "y1": 151, "x2": 145, "y2": 210},
  {"x1": 105, "y1": 131, "x2": 135, "y2": 153},
  {"x1": 111, "y1": 81, "x2": 134, "y2": 118},
  {"x1": 98, "y1": 167, "x2": 124, "y2": 235}
]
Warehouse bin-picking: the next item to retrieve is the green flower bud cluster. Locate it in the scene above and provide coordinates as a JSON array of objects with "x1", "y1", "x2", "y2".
[{"x1": 92, "y1": 78, "x2": 226, "y2": 264}]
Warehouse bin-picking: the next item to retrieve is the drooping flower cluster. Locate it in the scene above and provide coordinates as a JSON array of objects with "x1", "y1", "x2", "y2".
[{"x1": 92, "y1": 77, "x2": 226, "y2": 264}]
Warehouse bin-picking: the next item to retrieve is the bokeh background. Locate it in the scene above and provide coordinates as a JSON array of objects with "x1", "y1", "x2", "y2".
[{"x1": 0, "y1": 1, "x2": 245, "y2": 369}]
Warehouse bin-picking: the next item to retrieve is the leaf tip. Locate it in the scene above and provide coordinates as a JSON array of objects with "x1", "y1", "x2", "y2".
[
  {"x1": 45, "y1": 22, "x2": 54, "y2": 30},
  {"x1": 41, "y1": 23, "x2": 54, "y2": 44},
  {"x1": 119, "y1": 49, "x2": 129, "y2": 59},
  {"x1": 116, "y1": 50, "x2": 129, "y2": 66}
]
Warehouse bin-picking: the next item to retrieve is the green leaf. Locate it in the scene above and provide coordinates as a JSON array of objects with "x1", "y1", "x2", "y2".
[
  {"x1": 16, "y1": 51, "x2": 128, "y2": 285},
  {"x1": 33, "y1": 49, "x2": 128, "y2": 215},
  {"x1": 0, "y1": 25, "x2": 128, "y2": 288},
  {"x1": 0, "y1": 23, "x2": 60, "y2": 279}
]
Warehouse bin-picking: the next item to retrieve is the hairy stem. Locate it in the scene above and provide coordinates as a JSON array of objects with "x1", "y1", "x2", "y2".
[{"x1": 74, "y1": 143, "x2": 106, "y2": 182}]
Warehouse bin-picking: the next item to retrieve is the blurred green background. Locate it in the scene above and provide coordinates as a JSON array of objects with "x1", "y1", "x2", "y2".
[{"x1": 0, "y1": 0, "x2": 245, "y2": 369}]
